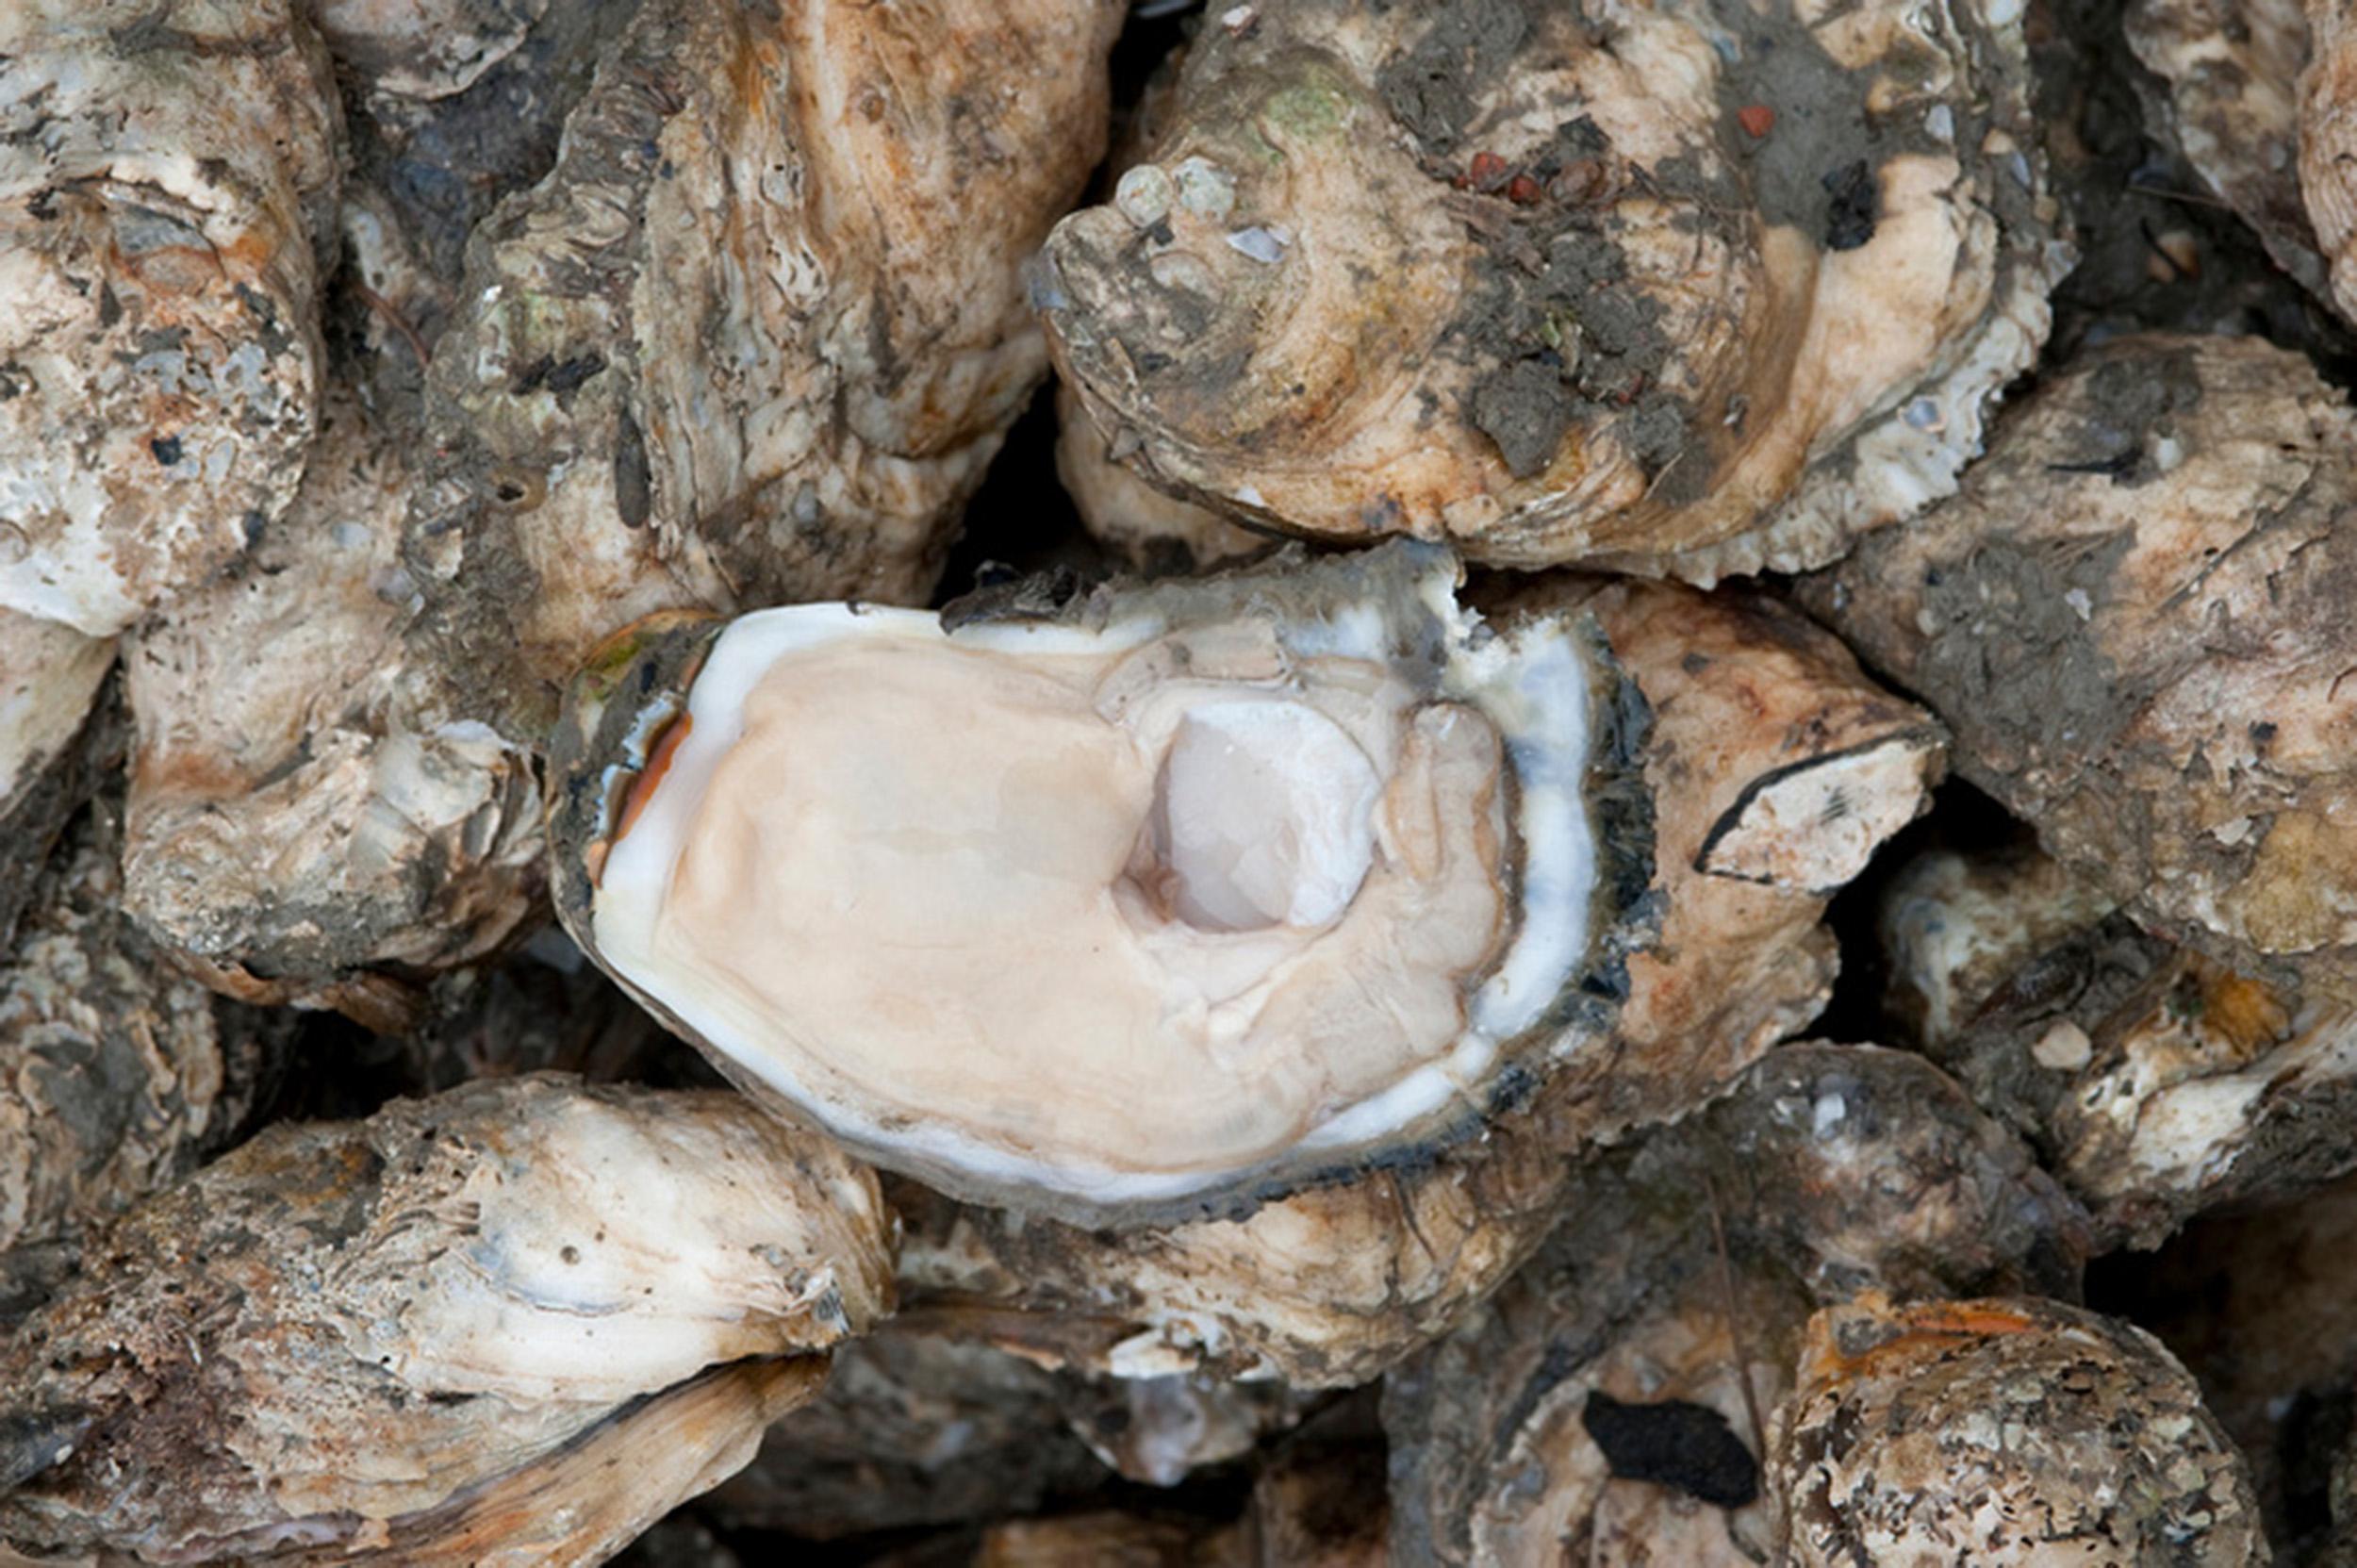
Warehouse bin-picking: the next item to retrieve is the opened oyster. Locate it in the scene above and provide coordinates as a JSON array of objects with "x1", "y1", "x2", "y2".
[
  {"x1": 1036, "y1": 0, "x2": 2066, "y2": 580},
  {"x1": 550, "y1": 542, "x2": 1649, "y2": 1225}
]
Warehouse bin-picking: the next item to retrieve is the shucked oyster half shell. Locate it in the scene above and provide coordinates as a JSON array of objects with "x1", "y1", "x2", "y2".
[{"x1": 548, "y1": 542, "x2": 1651, "y2": 1227}]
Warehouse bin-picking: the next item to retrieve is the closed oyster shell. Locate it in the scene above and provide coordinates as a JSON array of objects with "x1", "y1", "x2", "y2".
[
  {"x1": 1038, "y1": 0, "x2": 2067, "y2": 581},
  {"x1": 0, "y1": 0, "x2": 341, "y2": 636},
  {"x1": 0, "y1": 1074, "x2": 891, "y2": 1562}
]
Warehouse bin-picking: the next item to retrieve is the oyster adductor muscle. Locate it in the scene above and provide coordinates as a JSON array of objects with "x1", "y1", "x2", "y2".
[{"x1": 550, "y1": 542, "x2": 1652, "y2": 1227}]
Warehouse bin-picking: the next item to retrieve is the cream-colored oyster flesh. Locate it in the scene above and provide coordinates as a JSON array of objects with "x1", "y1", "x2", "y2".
[
  {"x1": 1037, "y1": 0, "x2": 2066, "y2": 582},
  {"x1": 552, "y1": 543, "x2": 1648, "y2": 1224},
  {"x1": 124, "y1": 386, "x2": 542, "y2": 1029},
  {"x1": 0, "y1": 0, "x2": 341, "y2": 636},
  {"x1": 0, "y1": 1074, "x2": 892, "y2": 1561}
]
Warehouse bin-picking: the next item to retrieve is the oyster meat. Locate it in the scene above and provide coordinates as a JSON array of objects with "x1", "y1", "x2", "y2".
[{"x1": 552, "y1": 542, "x2": 1650, "y2": 1225}]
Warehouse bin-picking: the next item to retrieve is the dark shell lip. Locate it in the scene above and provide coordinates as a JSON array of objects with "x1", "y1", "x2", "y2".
[
  {"x1": 544, "y1": 550, "x2": 1657, "y2": 1230},
  {"x1": 546, "y1": 609, "x2": 723, "y2": 936}
]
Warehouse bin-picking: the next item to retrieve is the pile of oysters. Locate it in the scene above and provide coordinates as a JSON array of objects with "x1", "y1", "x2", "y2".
[{"x1": 10, "y1": 0, "x2": 2357, "y2": 1560}]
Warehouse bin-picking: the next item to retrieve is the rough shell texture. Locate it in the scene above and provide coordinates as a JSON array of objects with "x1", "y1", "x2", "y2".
[
  {"x1": 0, "y1": 1075, "x2": 891, "y2": 1561},
  {"x1": 1040, "y1": 0, "x2": 2066, "y2": 582},
  {"x1": 1513, "y1": 578, "x2": 1945, "y2": 1098},
  {"x1": 2036, "y1": 0, "x2": 2357, "y2": 362},
  {"x1": 2128, "y1": 0, "x2": 2326, "y2": 298},
  {"x1": 1927, "y1": 909, "x2": 2357, "y2": 1246},
  {"x1": 0, "y1": 796, "x2": 294, "y2": 1325},
  {"x1": 404, "y1": 0, "x2": 1126, "y2": 733},
  {"x1": 887, "y1": 577, "x2": 1937, "y2": 1386},
  {"x1": 0, "y1": 614, "x2": 114, "y2": 949},
  {"x1": 123, "y1": 386, "x2": 544, "y2": 1030},
  {"x1": 1805, "y1": 333, "x2": 2357, "y2": 1002},
  {"x1": 0, "y1": 0, "x2": 342, "y2": 636},
  {"x1": 1384, "y1": 1043, "x2": 2088, "y2": 1567},
  {"x1": 1774, "y1": 1294, "x2": 2264, "y2": 1565},
  {"x1": 315, "y1": 0, "x2": 550, "y2": 99},
  {"x1": 2303, "y1": 0, "x2": 2357, "y2": 326},
  {"x1": 332, "y1": 0, "x2": 638, "y2": 432}
]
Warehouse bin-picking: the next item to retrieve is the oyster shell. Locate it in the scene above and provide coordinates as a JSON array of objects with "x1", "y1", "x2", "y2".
[
  {"x1": 123, "y1": 385, "x2": 543, "y2": 1029},
  {"x1": 550, "y1": 542, "x2": 1653, "y2": 1227},
  {"x1": 2103, "y1": 1168, "x2": 2357, "y2": 1554},
  {"x1": 1876, "y1": 831, "x2": 2118, "y2": 1050},
  {"x1": 0, "y1": 613, "x2": 113, "y2": 947},
  {"x1": 0, "y1": 0, "x2": 341, "y2": 636},
  {"x1": 706, "y1": 1332, "x2": 1107, "y2": 1542},
  {"x1": 316, "y1": 0, "x2": 549, "y2": 100},
  {"x1": 1805, "y1": 332, "x2": 2357, "y2": 1002},
  {"x1": 1, "y1": 794, "x2": 294, "y2": 1324},
  {"x1": 403, "y1": 0, "x2": 1127, "y2": 732},
  {"x1": 0, "y1": 1074, "x2": 891, "y2": 1561},
  {"x1": 1054, "y1": 385, "x2": 1269, "y2": 575},
  {"x1": 1773, "y1": 1294, "x2": 2263, "y2": 1565},
  {"x1": 1036, "y1": 0, "x2": 2067, "y2": 581},
  {"x1": 2128, "y1": 0, "x2": 2326, "y2": 300},
  {"x1": 1921, "y1": 904, "x2": 2357, "y2": 1246}
]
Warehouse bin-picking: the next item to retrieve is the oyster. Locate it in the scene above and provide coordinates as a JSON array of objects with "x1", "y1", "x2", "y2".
[
  {"x1": 0, "y1": 0, "x2": 341, "y2": 636},
  {"x1": 1036, "y1": 0, "x2": 2067, "y2": 580},
  {"x1": 889, "y1": 577, "x2": 1939, "y2": 1389},
  {"x1": 1805, "y1": 333, "x2": 2357, "y2": 1001},
  {"x1": 1384, "y1": 1043, "x2": 2087, "y2": 1567},
  {"x1": 2128, "y1": 0, "x2": 2326, "y2": 300},
  {"x1": 706, "y1": 1332, "x2": 1107, "y2": 1542},
  {"x1": 1055, "y1": 383, "x2": 1269, "y2": 574},
  {"x1": 1, "y1": 794, "x2": 294, "y2": 1323},
  {"x1": 550, "y1": 542, "x2": 1652, "y2": 1226},
  {"x1": 0, "y1": 1074, "x2": 891, "y2": 1562},
  {"x1": 123, "y1": 385, "x2": 543, "y2": 1030},
  {"x1": 1773, "y1": 1294, "x2": 2263, "y2": 1565},
  {"x1": 1918, "y1": 902, "x2": 2357, "y2": 1246},
  {"x1": 404, "y1": 0, "x2": 1127, "y2": 731},
  {"x1": 1876, "y1": 832, "x2": 2118, "y2": 1049}
]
